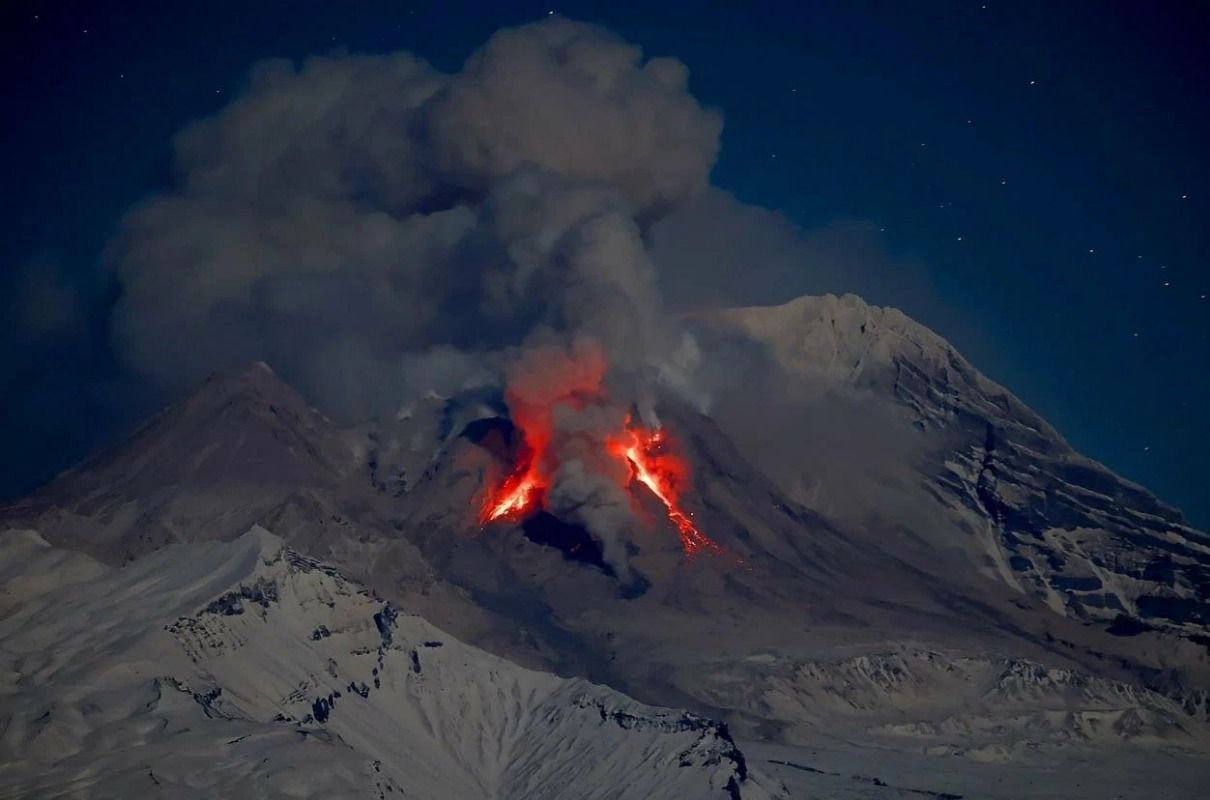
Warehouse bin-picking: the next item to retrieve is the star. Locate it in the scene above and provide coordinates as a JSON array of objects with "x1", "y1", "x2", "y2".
[
  {"x1": 1088, "y1": 249, "x2": 1095, "y2": 254},
  {"x1": 957, "y1": 236, "x2": 963, "y2": 241},
  {"x1": 1029, "y1": 79, "x2": 1036, "y2": 85}
]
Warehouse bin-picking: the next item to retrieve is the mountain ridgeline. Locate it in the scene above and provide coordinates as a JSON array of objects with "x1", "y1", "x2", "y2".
[{"x1": 3, "y1": 293, "x2": 1208, "y2": 798}]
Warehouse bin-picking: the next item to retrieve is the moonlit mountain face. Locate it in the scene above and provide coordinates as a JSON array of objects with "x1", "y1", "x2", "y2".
[
  {"x1": 4, "y1": 294, "x2": 1209, "y2": 799},
  {"x1": 3, "y1": 11, "x2": 1208, "y2": 800},
  {"x1": 0, "y1": 528, "x2": 776, "y2": 799}
]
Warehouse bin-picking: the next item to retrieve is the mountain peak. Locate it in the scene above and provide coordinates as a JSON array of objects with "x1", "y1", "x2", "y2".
[
  {"x1": 0, "y1": 362, "x2": 356, "y2": 563},
  {"x1": 692, "y1": 293, "x2": 1207, "y2": 641},
  {"x1": 186, "y1": 360, "x2": 307, "y2": 412},
  {"x1": 700, "y1": 292, "x2": 1064, "y2": 448}
]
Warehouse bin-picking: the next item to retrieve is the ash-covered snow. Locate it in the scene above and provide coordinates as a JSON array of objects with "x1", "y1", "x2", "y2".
[{"x1": 0, "y1": 526, "x2": 783, "y2": 799}]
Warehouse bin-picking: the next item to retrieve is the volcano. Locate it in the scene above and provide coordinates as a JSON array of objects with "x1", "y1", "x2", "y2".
[
  {"x1": 3, "y1": 295, "x2": 1209, "y2": 798},
  {"x1": 477, "y1": 353, "x2": 723, "y2": 559}
]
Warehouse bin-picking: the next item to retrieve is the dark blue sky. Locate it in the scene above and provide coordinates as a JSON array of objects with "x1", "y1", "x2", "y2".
[{"x1": 2, "y1": 1, "x2": 1208, "y2": 524}]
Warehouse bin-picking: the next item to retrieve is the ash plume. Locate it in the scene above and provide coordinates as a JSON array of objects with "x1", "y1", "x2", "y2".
[
  {"x1": 110, "y1": 16, "x2": 721, "y2": 422},
  {"x1": 107, "y1": 16, "x2": 728, "y2": 574}
]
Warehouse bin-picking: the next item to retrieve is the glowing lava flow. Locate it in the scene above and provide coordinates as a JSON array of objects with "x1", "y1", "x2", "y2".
[
  {"x1": 480, "y1": 342, "x2": 605, "y2": 525},
  {"x1": 477, "y1": 344, "x2": 720, "y2": 555},
  {"x1": 481, "y1": 413, "x2": 722, "y2": 556},
  {"x1": 480, "y1": 452, "x2": 543, "y2": 523},
  {"x1": 608, "y1": 419, "x2": 723, "y2": 556}
]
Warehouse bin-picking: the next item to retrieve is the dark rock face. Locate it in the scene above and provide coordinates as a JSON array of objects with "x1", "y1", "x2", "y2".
[
  {"x1": 915, "y1": 355, "x2": 1210, "y2": 639},
  {"x1": 312, "y1": 695, "x2": 332, "y2": 723},
  {"x1": 203, "y1": 579, "x2": 279, "y2": 616},
  {"x1": 520, "y1": 512, "x2": 614, "y2": 576},
  {"x1": 373, "y1": 605, "x2": 398, "y2": 648}
]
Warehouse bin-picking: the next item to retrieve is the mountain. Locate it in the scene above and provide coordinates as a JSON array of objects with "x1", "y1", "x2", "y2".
[
  {"x1": 0, "y1": 526, "x2": 782, "y2": 799},
  {"x1": 5, "y1": 362, "x2": 356, "y2": 561},
  {"x1": 693, "y1": 293, "x2": 1210, "y2": 642},
  {"x1": 3, "y1": 294, "x2": 1209, "y2": 797}
]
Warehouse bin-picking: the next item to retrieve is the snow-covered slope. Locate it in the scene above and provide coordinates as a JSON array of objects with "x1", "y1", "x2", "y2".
[
  {"x1": 696, "y1": 293, "x2": 1210, "y2": 643},
  {"x1": 693, "y1": 646, "x2": 1209, "y2": 755},
  {"x1": 4, "y1": 295, "x2": 1209, "y2": 798},
  {"x1": 0, "y1": 527, "x2": 781, "y2": 799}
]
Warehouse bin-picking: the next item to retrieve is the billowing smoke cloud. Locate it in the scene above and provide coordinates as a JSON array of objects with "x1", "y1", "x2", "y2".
[
  {"x1": 111, "y1": 16, "x2": 721, "y2": 421},
  {"x1": 107, "y1": 17, "x2": 723, "y2": 575},
  {"x1": 649, "y1": 186, "x2": 939, "y2": 316},
  {"x1": 108, "y1": 15, "x2": 941, "y2": 577}
]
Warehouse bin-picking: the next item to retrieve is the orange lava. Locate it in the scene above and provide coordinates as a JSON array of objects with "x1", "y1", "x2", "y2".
[
  {"x1": 479, "y1": 344, "x2": 720, "y2": 556},
  {"x1": 480, "y1": 452, "x2": 543, "y2": 523},
  {"x1": 607, "y1": 417, "x2": 723, "y2": 556},
  {"x1": 480, "y1": 344, "x2": 604, "y2": 524}
]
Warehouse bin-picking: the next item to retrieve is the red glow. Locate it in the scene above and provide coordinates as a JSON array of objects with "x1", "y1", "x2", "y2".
[
  {"x1": 479, "y1": 343, "x2": 721, "y2": 557},
  {"x1": 480, "y1": 343, "x2": 605, "y2": 524},
  {"x1": 607, "y1": 417, "x2": 723, "y2": 556},
  {"x1": 480, "y1": 451, "x2": 543, "y2": 523}
]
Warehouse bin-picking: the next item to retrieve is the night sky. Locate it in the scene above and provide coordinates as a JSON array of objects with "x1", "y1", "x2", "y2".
[{"x1": 2, "y1": 1, "x2": 1208, "y2": 524}]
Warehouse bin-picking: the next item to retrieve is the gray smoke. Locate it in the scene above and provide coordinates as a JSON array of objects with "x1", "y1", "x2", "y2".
[
  {"x1": 110, "y1": 16, "x2": 721, "y2": 421},
  {"x1": 107, "y1": 15, "x2": 912, "y2": 576}
]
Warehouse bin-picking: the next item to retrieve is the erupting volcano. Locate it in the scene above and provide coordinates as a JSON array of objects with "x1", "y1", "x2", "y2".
[{"x1": 478, "y1": 345, "x2": 722, "y2": 557}]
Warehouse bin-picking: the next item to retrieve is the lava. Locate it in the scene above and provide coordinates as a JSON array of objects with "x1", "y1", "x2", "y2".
[
  {"x1": 607, "y1": 417, "x2": 723, "y2": 556},
  {"x1": 480, "y1": 343, "x2": 604, "y2": 525},
  {"x1": 479, "y1": 343, "x2": 721, "y2": 557},
  {"x1": 480, "y1": 450, "x2": 543, "y2": 523}
]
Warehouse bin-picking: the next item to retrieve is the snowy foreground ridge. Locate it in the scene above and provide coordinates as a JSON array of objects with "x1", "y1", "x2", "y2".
[{"x1": 0, "y1": 527, "x2": 783, "y2": 799}]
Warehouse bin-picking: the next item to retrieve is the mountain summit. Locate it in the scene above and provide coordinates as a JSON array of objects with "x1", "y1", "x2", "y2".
[
  {"x1": 695, "y1": 293, "x2": 1209, "y2": 640},
  {"x1": 3, "y1": 294, "x2": 1208, "y2": 798}
]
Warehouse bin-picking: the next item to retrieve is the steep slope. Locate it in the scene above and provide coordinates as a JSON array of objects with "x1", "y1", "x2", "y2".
[
  {"x1": 1, "y1": 363, "x2": 358, "y2": 563},
  {"x1": 694, "y1": 293, "x2": 1210, "y2": 643},
  {"x1": 0, "y1": 363, "x2": 473, "y2": 633},
  {"x1": 335, "y1": 368, "x2": 1210, "y2": 785},
  {"x1": 3, "y1": 295, "x2": 1209, "y2": 795},
  {"x1": 0, "y1": 527, "x2": 781, "y2": 799}
]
